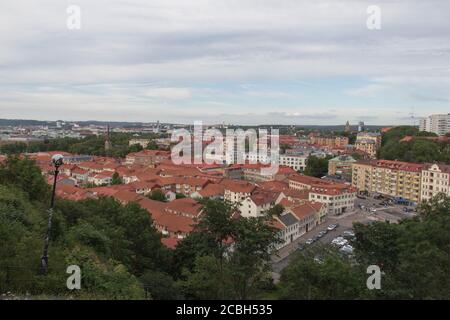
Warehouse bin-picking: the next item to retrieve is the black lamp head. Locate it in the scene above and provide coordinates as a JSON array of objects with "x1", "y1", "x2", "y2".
[{"x1": 51, "y1": 154, "x2": 64, "y2": 167}]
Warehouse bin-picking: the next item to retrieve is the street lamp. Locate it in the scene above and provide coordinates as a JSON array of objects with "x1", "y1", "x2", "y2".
[{"x1": 39, "y1": 154, "x2": 64, "y2": 275}]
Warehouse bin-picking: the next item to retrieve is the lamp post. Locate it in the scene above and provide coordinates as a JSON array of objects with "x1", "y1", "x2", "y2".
[{"x1": 39, "y1": 154, "x2": 64, "y2": 275}]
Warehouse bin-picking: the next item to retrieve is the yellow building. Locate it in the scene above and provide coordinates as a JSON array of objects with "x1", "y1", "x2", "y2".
[
  {"x1": 352, "y1": 160, "x2": 424, "y2": 203},
  {"x1": 354, "y1": 132, "x2": 381, "y2": 158}
]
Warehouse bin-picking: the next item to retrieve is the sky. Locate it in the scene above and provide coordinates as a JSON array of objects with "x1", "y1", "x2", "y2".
[{"x1": 0, "y1": 0, "x2": 449, "y2": 125}]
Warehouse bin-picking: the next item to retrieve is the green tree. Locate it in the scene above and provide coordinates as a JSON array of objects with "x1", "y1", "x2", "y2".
[
  {"x1": 111, "y1": 172, "x2": 123, "y2": 185},
  {"x1": 278, "y1": 246, "x2": 366, "y2": 299},
  {"x1": 304, "y1": 155, "x2": 331, "y2": 177},
  {"x1": 140, "y1": 271, "x2": 183, "y2": 300},
  {"x1": 148, "y1": 189, "x2": 166, "y2": 202},
  {"x1": 0, "y1": 156, "x2": 50, "y2": 201}
]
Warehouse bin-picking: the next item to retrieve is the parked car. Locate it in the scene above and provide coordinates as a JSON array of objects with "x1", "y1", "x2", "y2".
[
  {"x1": 327, "y1": 224, "x2": 338, "y2": 231},
  {"x1": 343, "y1": 230, "x2": 355, "y2": 238},
  {"x1": 305, "y1": 239, "x2": 314, "y2": 245},
  {"x1": 317, "y1": 230, "x2": 327, "y2": 237},
  {"x1": 340, "y1": 245, "x2": 354, "y2": 254},
  {"x1": 331, "y1": 237, "x2": 348, "y2": 247}
]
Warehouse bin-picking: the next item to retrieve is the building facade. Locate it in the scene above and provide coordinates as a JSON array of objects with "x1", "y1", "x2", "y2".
[
  {"x1": 419, "y1": 114, "x2": 450, "y2": 136},
  {"x1": 354, "y1": 132, "x2": 381, "y2": 158},
  {"x1": 352, "y1": 160, "x2": 423, "y2": 203},
  {"x1": 420, "y1": 163, "x2": 450, "y2": 201}
]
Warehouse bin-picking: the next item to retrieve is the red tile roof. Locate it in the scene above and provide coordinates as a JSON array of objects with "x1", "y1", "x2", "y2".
[
  {"x1": 222, "y1": 179, "x2": 256, "y2": 193},
  {"x1": 198, "y1": 183, "x2": 225, "y2": 197},
  {"x1": 138, "y1": 198, "x2": 167, "y2": 219},
  {"x1": 113, "y1": 190, "x2": 144, "y2": 204},
  {"x1": 154, "y1": 213, "x2": 195, "y2": 234},
  {"x1": 165, "y1": 198, "x2": 203, "y2": 217},
  {"x1": 161, "y1": 237, "x2": 181, "y2": 249}
]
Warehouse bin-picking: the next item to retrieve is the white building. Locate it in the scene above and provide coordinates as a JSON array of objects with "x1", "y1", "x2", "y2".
[
  {"x1": 419, "y1": 114, "x2": 450, "y2": 136},
  {"x1": 239, "y1": 191, "x2": 278, "y2": 218},
  {"x1": 247, "y1": 154, "x2": 307, "y2": 171},
  {"x1": 420, "y1": 163, "x2": 450, "y2": 201}
]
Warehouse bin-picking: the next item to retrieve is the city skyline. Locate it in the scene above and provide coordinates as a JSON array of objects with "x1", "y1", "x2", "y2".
[{"x1": 1, "y1": 0, "x2": 450, "y2": 125}]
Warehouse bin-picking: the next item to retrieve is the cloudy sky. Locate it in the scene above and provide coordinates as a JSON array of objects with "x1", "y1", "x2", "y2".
[{"x1": 1, "y1": 0, "x2": 449, "y2": 125}]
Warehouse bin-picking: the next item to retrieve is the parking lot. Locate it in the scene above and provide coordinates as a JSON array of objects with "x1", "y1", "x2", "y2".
[{"x1": 271, "y1": 194, "x2": 418, "y2": 278}]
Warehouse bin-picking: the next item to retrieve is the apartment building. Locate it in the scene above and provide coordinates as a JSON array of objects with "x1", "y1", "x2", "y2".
[
  {"x1": 352, "y1": 160, "x2": 424, "y2": 203},
  {"x1": 309, "y1": 135, "x2": 349, "y2": 148},
  {"x1": 354, "y1": 132, "x2": 381, "y2": 158},
  {"x1": 247, "y1": 153, "x2": 308, "y2": 172},
  {"x1": 328, "y1": 155, "x2": 357, "y2": 180},
  {"x1": 419, "y1": 114, "x2": 450, "y2": 136},
  {"x1": 421, "y1": 163, "x2": 450, "y2": 201}
]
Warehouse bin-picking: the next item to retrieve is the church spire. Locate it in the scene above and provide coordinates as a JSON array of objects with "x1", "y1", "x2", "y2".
[{"x1": 105, "y1": 124, "x2": 112, "y2": 152}]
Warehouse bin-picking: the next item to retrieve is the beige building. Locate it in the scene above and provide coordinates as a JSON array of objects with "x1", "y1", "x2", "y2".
[
  {"x1": 309, "y1": 136, "x2": 349, "y2": 148},
  {"x1": 354, "y1": 132, "x2": 381, "y2": 158},
  {"x1": 352, "y1": 160, "x2": 424, "y2": 203},
  {"x1": 420, "y1": 163, "x2": 450, "y2": 201},
  {"x1": 328, "y1": 155, "x2": 357, "y2": 180}
]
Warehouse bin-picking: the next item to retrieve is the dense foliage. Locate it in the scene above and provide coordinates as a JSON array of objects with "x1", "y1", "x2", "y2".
[
  {"x1": 379, "y1": 126, "x2": 450, "y2": 163},
  {"x1": 0, "y1": 157, "x2": 170, "y2": 299},
  {"x1": 304, "y1": 155, "x2": 332, "y2": 177},
  {"x1": 0, "y1": 132, "x2": 167, "y2": 158}
]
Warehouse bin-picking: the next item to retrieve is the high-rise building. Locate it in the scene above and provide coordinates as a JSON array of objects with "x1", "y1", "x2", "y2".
[
  {"x1": 419, "y1": 114, "x2": 450, "y2": 136},
  {"x1": 358, "y1": 121, "x2": 365, "y2": 132}
]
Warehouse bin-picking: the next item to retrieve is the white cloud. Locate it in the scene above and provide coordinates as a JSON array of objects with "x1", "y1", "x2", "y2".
[
  {"x1": 141, "y1": 87, "x2": 192, "y2": 100},
  {"x1": 344, "y1": 84, "x2": 385, "y2": 97}
]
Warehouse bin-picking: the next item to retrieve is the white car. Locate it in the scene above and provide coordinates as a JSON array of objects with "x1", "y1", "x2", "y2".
[
  {"x1": 340, "y1": 245, "x2": 354, "y2": 254},
  {"x1": 331, "y1": 237, "x2": 347, "y2": 247},
  {"x1": 343, "y1": 230, "x2": 355, "y2": 238}
]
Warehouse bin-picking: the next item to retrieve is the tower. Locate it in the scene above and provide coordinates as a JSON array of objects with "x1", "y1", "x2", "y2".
[
  {"x1": 345, "y1": 121, "x2": 351, "y2": 133},
  {"x1": 104, "y1": 124, "x2": 112, "y2": 152}
]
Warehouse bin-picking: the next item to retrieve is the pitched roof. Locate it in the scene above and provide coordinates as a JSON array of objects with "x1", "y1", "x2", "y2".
[
  {"x1": 138, "y1": 197, "x2": 167, "y2": 219},
  {"x1": 290, "y1": 202, "x2": 318, "y2": 219},
  {"x1": 165, "y1": 198, "x2": 203, "y2": 217},
  {"x1": 249, "y1": 190, "x2": 278, "y2": 206},
  {"x1": 154, "y1": 213, "x2": 195, "y2": 234},
  {"x1": 198, "y1": 183, "x2": 225, "y2": 197},
  {"x1": 222, "y1": 179, "x2": 256, "y2": 193},
  {"x1": 161, "y1": 237, "x2": 181, "y2": 249},
  {"x1": 113, "y1": 190, "x2": 144, "y2": 203},
  {"x1": 277, "y1": 212, "x2": 299, "y2": 227}
]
